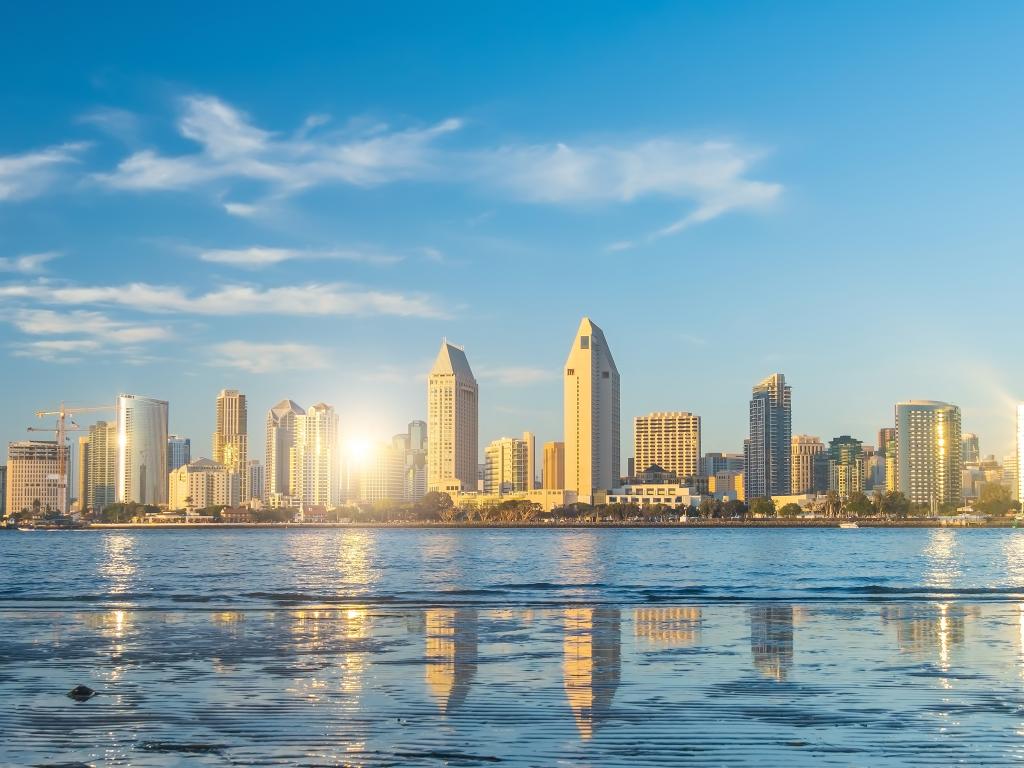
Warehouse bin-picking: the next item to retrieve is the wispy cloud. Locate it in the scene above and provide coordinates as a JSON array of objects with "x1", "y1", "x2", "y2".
[
  {"x1": 475, "y1": 138, "x2": 781, "y2": 246},
  {"x1": 197, "y1": 246, "x2": 400, "y2": 268},
  {"x1": 0, "y1": 143, "x2": 89, "y2": 201},
  {"x1": 77, "y1": 107, "x2": 142, "y2": 144},
  {"x1": 13, "y1": 308, "x2": 171, "y2": 343},
  {"x1": 0, "y1": 252, "x2": 60, "y2": 274},
  {"x1": 476, "y1": 365, "x2": 557, "y2": 385},
  {"x1": 0, "y1": 279, "x2": 447, "y2": 318},
  {"x1": 12, "y1": 339, "x2": 101, "y2": 363},
  {"x1": 209, "y1": 340, "x2": 328, "y2": 373},
  {"x1": 94, "y1": 95, "x2": 462, "y2": 195}
]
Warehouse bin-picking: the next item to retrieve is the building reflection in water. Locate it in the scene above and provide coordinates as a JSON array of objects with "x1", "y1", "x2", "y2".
[
  {"x1": 881, "y1": 603, "x2": 980, "y2": 669},
  {"x1": 634, "y1": 606, "x2": 701, "y2": 648},
  {"x1": 750, "y1": 605, "x2": 794, "y2": 681},
  {"x1": 424, "y1": 608, "x2": 478, "y2": 714},
  {"x1": 563, "y1": 607, "x2": 621, "y2": 739}
]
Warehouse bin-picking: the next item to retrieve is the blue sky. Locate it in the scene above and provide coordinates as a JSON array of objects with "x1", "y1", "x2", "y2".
[{"x1": 1, "y1": 2, "x2": 1023, "y2": 463}]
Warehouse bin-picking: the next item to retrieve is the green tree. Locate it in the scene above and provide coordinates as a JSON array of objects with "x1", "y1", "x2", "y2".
[
  {"x1": 748, "y1": 497, "x2": 776, "y2": 518},
  {"x1": 698, "y1": 497, "x2": 722, "y2": 519},
  {"x1": 844, "y1": 492, "x2": 873, "y2": 518},
  {"x1": 879, "y1": 491, "x2": 911, "y2": 519},
  {"x1": 778, "y1": 502, "x2": 803, "y2": 518},
  {"x1": 974, "y1": 483, "x2": 1020, "y2": 517},
  {"x1": 722, "y1": 499, "x2": 747, "y2": 518}
]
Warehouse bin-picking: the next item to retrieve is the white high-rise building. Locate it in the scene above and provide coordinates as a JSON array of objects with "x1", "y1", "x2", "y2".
[
  {"x1": 524, "y1": 431, "x2": 537, "y2": 490},
  {"x1": 265, "y1": 400, "x2": 304, "y2": 502},
  {"x1": 564, "y1": 317, "x2": 620, "y2": 501},
  {"x1": 213, "y1": 389, "x2": 248, "y2": 501},
  {"x1": 484, "y1": 436, "x2": 531, "y2": 494},
  {"x1": 116, "y1": 394, "x2": 169, "y2": 505},
  {"x1": 633, "y1": 412, "x2": 701, "y2": 479},
  {"x1": 427, "y1": 341, "x2": 479, "y2": 492},
  {"x1": 895, "y1": 400, "x2": 963, "y2": 508},
  {"x1": 291, "y1": 402, "x2": 340, "y2": 507}
]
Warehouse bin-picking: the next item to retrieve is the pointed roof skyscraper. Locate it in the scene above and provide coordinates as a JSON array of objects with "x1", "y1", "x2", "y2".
[{"x1": 428, "y1": 340, "x2": 479, "y2": 492}]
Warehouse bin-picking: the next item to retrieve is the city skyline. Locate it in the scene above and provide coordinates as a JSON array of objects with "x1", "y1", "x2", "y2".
[{"x1": 2, "y1": 5, "x2": 1023, "y2": 462}]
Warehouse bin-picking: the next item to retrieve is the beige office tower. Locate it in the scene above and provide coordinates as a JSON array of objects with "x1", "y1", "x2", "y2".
[
  {"x1": 265, "y1": 400, "x2": 304, "y2": 501},
  {"x1": 564, "y1": 318, "x2": 620, "y2": 502},
  {"x1": 523, "y1": 431, "x2": 537, "y2": 490},
  {"x1": 213, "y1": 389, "x2": 248, "y2": 501},
  {"x1": 290, "y1": 403, "x2": 340, "y2": 507},
  {"x1": 790, "y1": 435, "x2": 825, "y2": 494},
  {"x1": 894, "y1": 400, "x2": 962, "y2": 508},
  {"x1": 633, "y1": 412, "x2": 700, "y2": 479},
  {"x1": 543, "y1": 441, "x2": 565, "y2": 490},
  {"x1": 427, "y1": 341, "x2": 479, "y2": 492}
]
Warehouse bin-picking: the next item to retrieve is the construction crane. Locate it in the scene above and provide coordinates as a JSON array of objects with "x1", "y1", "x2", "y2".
[{"x1": 28, "y1": 402, "x2": 113, "y2": 514}]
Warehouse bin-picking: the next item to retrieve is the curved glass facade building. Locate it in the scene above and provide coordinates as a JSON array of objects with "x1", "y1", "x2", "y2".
[{"x1": 116, "y1": 393, "x2": 169, "y2": 505}]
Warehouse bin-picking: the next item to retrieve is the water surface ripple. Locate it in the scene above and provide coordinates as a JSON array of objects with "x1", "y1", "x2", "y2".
[{"x1": 3, "y1": 528, "x2": 1024, "y2": 765}]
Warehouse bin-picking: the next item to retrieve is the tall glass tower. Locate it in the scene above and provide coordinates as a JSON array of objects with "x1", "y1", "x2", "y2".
[
  {"x1": 744, "y1": 373, "x2": 792, "y2": 499},
  {"x1": 116, "y1": 394, "x2": 169, "y2": 505}
]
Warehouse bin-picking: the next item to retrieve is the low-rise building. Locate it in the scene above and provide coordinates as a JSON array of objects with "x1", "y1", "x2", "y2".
[{"x1": 168, "y1": 458, "x2": 240, "y2": 510}]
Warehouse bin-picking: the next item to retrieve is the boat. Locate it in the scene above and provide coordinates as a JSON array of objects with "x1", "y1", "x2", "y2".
[{"x1": 839, "y1": 521, "x2": 859, "y2": 529}]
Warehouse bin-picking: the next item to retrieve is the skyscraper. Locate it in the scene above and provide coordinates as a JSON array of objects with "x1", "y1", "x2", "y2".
[
  {"x1": 247, "y1": 459, "x2": 264, "y2": 502},
  {"x1": 116, "y1": 394, "x2": 169, "y2": 505},
  {"x1": 828, "y1": 435, "x2": 864, "y2": 498},
  {"x1": 564, "y1": 317, "x2": 620, "y2": 501},
  {"x1": 291, "y1": 402, "x2": 340, "y2": 507},
  {"x1": 86, "y1": 421, "x2": 117, "y2": 514},
  {"x1": 213, "y1": 389, "x2": 248, "y2": 500},
  {"x1": 265, "y1": 400, "x2": 304, "y2": 502},
  {"x1": 427, "y1": 341, "x2": 479, "y2": 492},
  {"x1": 633, "y1": 412, "x2": 700, "y2": 479},
  {"x1": 790, "y1": 435, "x2": 825, "y2": 494},
  {"x1": 167, "y1": 435, "x2": 191, "y2": 473},
  {"x1": 76, "y1": 435, "x2": 89, "y2": 512},
  {"x1": 894, "y1": 400, "x2": 962, "y2": 508},
  {"x1": 961, "y1": 433, "x2": 980, "y2": 464},
  {"x1": 543, "y1": 441, "x2": 565, "y2": 490},
  {"x1": 405, "y1": 420, "x2": 428, "y2": 501},
  {"x1": 484, "y1": 436, "x2": 530, "y2": 494},
  {"x1": 744, "y1": 373, "x2": 792, "y2": 499},
  {"x1": 0, "y1": 464, "x2": 6, "y2": 518}
]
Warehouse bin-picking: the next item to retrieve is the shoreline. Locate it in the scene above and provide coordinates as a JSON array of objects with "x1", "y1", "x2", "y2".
[{"x1": 13, "y1": 518, "x2": 1020, "y2": 530}]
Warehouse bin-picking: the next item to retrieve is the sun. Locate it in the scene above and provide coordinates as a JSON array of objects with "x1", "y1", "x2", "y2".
[{"x1": 346, "y1": 437, "x2": 373, "y2": 466}]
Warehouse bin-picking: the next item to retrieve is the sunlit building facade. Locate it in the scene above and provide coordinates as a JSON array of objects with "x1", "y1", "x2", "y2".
[
  {"x1": 790, "y1": 435, "x2": 825, "y2": 494},
  {"x1": 85, "y1": 421, "x2": 117, "y2": 513},
  {"x1": 213, "y1": 389, "x2": 248, "y2": 501},
  {"x1": 828, "y1": 435, "x2": 865, "y2": 498},
  {"x1": 265, "y1": 400, "x2": 304, "y2": 503},
  {"x1": 564, "y1": 317, "x2": 621, "y2": 502},
  {"x1": 168, "y1": 458, "x2": 240, "y2": 510},
  {"x1": 247, "y1": 459, "x2": 264, "y2": 503},
  {"x1": 894, "y1": 400, "x2": 962, "y2": 508},
  {"x1": 745, "y1": 373, "x2": 792, "y2": 499},
  {"x1": 484, "y1": 436, "x2": 531, "y2": 495},
  {"x1": 543, "y1": 441, "x2": 565, "y2": 490},
  {"x1": 291, "y1": 402, "x2": 340, "y2": 508},
  {"x1": 116, "y1": 393, "x2": 169, "y2": 505},
  {"x1": 633, "y1": 412, "x2": 701, "y2": 481},
  {"x1": 427, "y1": 341, "x2": 479, "y2": 493},
  {"x1": 5, "y1": 440, "x2": 68, "y2": 516}
]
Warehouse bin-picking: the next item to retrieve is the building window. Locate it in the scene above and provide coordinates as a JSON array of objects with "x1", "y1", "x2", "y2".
[
  {"x1": 602, "y1": 371, "x2": 610, "y2": 379},
  {"x1": 567, "y1": 369, "x2": 575, "y2": 376},
  {"x1": 580, "y1": 336, "x2": 590, "y2": 349}
]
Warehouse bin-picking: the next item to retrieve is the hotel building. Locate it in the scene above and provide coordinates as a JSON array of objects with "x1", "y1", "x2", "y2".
[
  {"x1": 564, "y1": 317, "x2": 620, "y2": 502},
  {"x1": 633, "y1": 412, "x2": 700, "y2": 480},
  {"x1": 5, "y1": 440, "x2": 68, "y2": 516},
  {"x1": 213, "y1": 389, "x2": 248, "y2": 501},
  {"x1": 427, "y1": 341, "x2": 479, "y2": 492},
  {"x1": 116, "y1": 394, "x2": 169, "y2": 505},
  {"x1": 744, "y1": 373, "x2": 792, "y2": 499}
]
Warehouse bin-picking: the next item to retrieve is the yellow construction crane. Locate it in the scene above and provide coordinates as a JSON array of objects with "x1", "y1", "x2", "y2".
[{"x1": 28, "y1": 402, "x2": 113, "y2": 514}]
